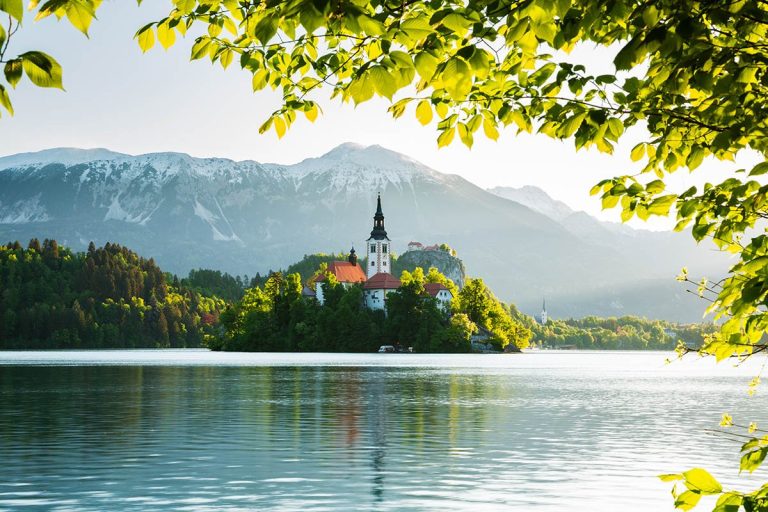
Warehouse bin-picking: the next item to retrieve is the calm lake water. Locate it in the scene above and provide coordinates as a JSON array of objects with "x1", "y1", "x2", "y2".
[{"x1": 1, "y1": 350, "x2": 767, "y2": 511}]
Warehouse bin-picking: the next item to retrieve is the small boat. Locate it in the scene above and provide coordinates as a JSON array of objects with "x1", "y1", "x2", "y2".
[{"x1": 378, "y1": 345, "x2": 396, "y2": 353}]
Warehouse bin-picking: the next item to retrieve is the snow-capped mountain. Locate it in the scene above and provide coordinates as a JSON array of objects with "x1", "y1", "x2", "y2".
[
  {"x1": 489, "y1": 186, "x2": 576, "y2": 222},
  {"x1": 0, "y1": 143, "x2": 729, "y2": 321}
]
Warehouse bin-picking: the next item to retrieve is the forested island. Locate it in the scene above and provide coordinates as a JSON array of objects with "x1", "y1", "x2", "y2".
[{"x1": 0, "y1": 240, "x2": 715, "y2": 352}]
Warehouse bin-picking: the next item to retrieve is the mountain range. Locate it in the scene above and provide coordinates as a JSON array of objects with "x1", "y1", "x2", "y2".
[{"x1": 0, "y1": 143, "x2": 731, "y2": 321}]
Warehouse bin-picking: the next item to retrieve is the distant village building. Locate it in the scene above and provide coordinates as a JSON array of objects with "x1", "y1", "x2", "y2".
[
  {"x1": 314, "y1": 252, "x2": 367, "y2": 305},
  {"x1": 424, "y1": 282, "x2": 453, "y2": 311},
  {"x1": 407, "y1": 241, "x2": 424, "y2": 251},
  {"x1": 405, "y1": 241, "x2": 444, "y2": 252},
  {"x1": 364, "y1": 272, "x2": 402, "y2": 310}
]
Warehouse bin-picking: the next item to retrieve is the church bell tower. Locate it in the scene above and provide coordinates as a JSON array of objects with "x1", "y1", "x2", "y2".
[{"x1": 366, "y1": 194, "x2": 391, "y2": 278}]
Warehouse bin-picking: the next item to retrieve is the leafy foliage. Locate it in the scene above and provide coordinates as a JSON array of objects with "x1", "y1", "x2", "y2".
[
  {"x1": 181, "y1": 268, "x2": 248, "y2": 302},
  {"x1": 530, "y1": 315, "x2": 716, "y2": 350},
  {"x1": 0, "y1": 239, "x2": 225, "y2": 348},
  {"x1": 456, "y1": 277, "x2": 532, "y2": 350}
]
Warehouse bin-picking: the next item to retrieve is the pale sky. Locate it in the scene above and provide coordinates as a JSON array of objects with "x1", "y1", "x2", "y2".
[{"x1": 0, "y1": 2, "x2": 757, "y2": 229}]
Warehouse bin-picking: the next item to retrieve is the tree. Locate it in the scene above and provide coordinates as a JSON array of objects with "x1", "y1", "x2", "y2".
[{"x1": 456, "y1": 278, "x2": 531, "y2": 349}]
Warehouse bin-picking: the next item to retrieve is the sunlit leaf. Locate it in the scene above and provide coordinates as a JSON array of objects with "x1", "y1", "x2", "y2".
[
  {"x1": 19, "y1": 51, "x2": 63, "y2": 89},
  {"x1": 415, "y1": 100, "x2": 432, "y2": 125}
]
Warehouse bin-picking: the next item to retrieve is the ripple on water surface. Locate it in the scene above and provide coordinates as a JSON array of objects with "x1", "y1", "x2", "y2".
[{"x1": 0, "y1": 350, "x2": 766, "y2": 511}]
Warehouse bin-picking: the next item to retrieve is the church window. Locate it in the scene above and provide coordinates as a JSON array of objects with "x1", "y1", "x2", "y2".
[
  {"x1": 382, "y1": 244, "x2": 387, "y2": 253},
  {"x1": 383, "y1": 261, "x2": 387, "y2": 266},
  {"x1": 370, "y1": 244, "x2": 376, "y2": 253},
  {"x1": 371, "y1": 261, "x2": 375, "y2": 267}
]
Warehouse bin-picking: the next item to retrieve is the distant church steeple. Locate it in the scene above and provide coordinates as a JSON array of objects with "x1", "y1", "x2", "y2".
[
  {"x1": 370, "y1": 193, "x2": 388, "y2": 240},
  {"x1": 348, "y1": 246, "x2": 358, "y2": 265},
  {"x1": 541, "y1": 299, "x2": 548, "y2": 325},
  {"x1": 366, "y1": 193, "x2": 391, "y2": 278}
]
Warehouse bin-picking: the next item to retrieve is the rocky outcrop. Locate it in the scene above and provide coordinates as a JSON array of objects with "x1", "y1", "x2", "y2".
[{"x1": 394, "y1": 248, "x2": 466, "y2": 288}]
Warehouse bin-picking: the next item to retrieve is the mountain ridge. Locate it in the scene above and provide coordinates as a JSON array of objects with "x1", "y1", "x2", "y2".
[{"x1": 0, "y1": 143, "x2": 728, "y2": 321}]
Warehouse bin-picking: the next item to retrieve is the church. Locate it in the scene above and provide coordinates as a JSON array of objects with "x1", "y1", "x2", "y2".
[{"x1": 313, "y1": 195, "x2": 452, "y2": 311}]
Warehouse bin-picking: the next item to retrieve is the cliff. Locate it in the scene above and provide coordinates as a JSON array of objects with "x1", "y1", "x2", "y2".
[{"x1": 393, "y1": 248, "x2": 466, "y2": 288}]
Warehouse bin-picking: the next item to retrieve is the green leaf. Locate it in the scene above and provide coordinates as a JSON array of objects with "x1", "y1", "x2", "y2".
[
  {"x1": 358, "y1": 15, "x2": 385, "y2": 36},
  {"x1": 529, "y1": 62, "x2": 555, "y2": 85},
  {"x1": 0, "y1": 83, "x2": 13, "y2": 116},
  {"x1": 441, "y1": 57, "x2": 472, "y2": 100},
  {"x1": 254, "y1": 15, "x2": 278, "y2": 45},
  {"x1": 468, "y1": 49, "x2": 491, "y2": 79},
  {"x1": 687, "y1": 146, "x2": 705, "y2": 171},
  {"x1": 414, "y1": 51, "x2": 439, "y2": 81},
  {"x1": 740, "y1": 447, "x2": 768, "y2": 473},
  {"x1": 136, "y1": 24, "x2": 156, "y2": 53},
  {"x1": 219, "y1": 48, "x2": 233, "y2": 69},
  {"x1": 368, "y1": 66, "x2": 397, "y2": 99},
  {"x1": 400, "y1": 17, "x2": 433, "y2": 40},
  {"x1": 191, "y1": 38, "x2": 212, "y2": 60},
  {"x1": 714, "y1": 492, "x2": 743, "y2": 512},
  {"x1": 749, "y1": 162, "x2": 768, "y2": 176},
  {"x1": 4, "y1": 59, "x2": 22, "y2": 88},
  {"x1": 157, "y1": 23, "x2": 176, "y2": 50},
  {"x1": 458, "y1": 122, "x2": 473, "y2": 148},
  {"x1": 437, "y1": 126, "x2": 455, "y2": 147},
  {"x1": 19, "y1": 51, "x2": 63, "y2": 89},
  {"x1": 415, "y1": 100, "x2": 432, "y2": 125},
  {"x1": 483, "y1": 118, "x2": 499, "y2": 141},
  {"x1": 304, "y1": 103, "x2": 319, "y2": 122},
  {"x1": 0, "y1": 0, "x2": 23, "y2": 22},
  {"x1": 630, "y1": 143, "x2": 646, "y2": 162},
  {"x1": 674, "y1": 490, "x2": 702, "y2": 511},
  {"x1": 273, "y1": 116, "x2": 286, "y2": 138},
  {"x1": 65, "y1": 1, "x2": 97, "y2": 36},
  {"x1": 441, "y1": 13, "x2": 471, "y2": 34},
  {"x1": 602, "y1": 194, "x2": 620, "y2": 209},
  {"x1": 647, "y1": 195, "x2": 676, "y2": 216},
  {"x1": 607, "y1": 118, "x2": 624, "y2": 138},
  {"x1": 347, "y1": 72, "x2": 375, "y2": 105},
  {"x1": 560, "y1": 112, "x2": 586, "y2": 138},
  {"x1": 646, "y1": 180, "x2": 665, "y2": 194},
  {"x1": 683, "y1": 468, "x2": 722, "y2": 494}
]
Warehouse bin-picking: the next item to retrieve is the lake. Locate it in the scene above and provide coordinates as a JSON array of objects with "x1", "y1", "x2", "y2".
[{"x1": 0, "y1": 350, "x2": 766, "y2": 511}]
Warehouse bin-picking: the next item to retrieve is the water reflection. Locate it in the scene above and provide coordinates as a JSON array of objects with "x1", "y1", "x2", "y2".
[{"x1": 0, "y1": 354, "x2": 766, "y2": 511}]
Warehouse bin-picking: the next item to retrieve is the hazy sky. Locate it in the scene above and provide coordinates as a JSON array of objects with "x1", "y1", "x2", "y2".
[{"x1": 0, "y1": 2, "x2": 757, "y2": 229}]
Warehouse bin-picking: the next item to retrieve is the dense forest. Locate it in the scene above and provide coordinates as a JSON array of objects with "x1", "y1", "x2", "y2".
[
  {"x1": 0, "y1": 242, "x2": 716, "y2": 352},
  {"x1": 210, "y1": 266, "x2": 533, "y2": 353},
  {"x1": 0, "y1": 240, "x2": 225, "y2": 349}
]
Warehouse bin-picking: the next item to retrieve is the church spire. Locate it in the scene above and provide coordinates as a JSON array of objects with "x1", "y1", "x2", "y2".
[{"x1": 369, "y1": 193, "x2": 388, "y2": 240}]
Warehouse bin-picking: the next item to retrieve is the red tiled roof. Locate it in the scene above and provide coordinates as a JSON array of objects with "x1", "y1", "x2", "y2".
[
  {"x1": 314, "y1": 261, "x2": 367, "y2": 283},
  {"x1": 408, "y1": 241, "x2": 423, "y2": 246},
  {"x1": 424, "y1": 283, "x2": 450, "y2": 297},
  {"x1": 363, "y1": 272, "x2": 401, "y2": 290}
]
